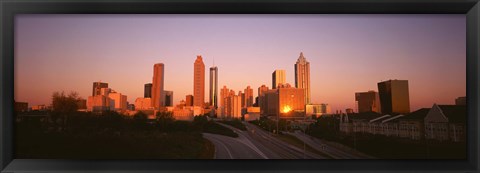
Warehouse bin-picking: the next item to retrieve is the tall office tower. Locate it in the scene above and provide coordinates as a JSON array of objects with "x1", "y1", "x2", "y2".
[
  {"x1": 209, "y1": 66, "x2": 218, "y2": 108},
  {"x1": 377, "y1": 79, "x2": 410, "y2": 114},
  {"x1": 258, "y1": 85, "x2": 269, "y2": 114},
  {"x1": 152, "y1": 63, "x2": 165, "y2": 109},
  {"x1": 92, "y1": 81, "x2": 108, "y2": 96},
  {"x1": 272, "y1": 70, "x2": 286, "y2": 89},
  {"x1": 164, "y1": 90, "x2": 173, "y2": 107},
  {"x1": 220, "y1": 86, "x2": 229, "y2": 108},
  {"x1": 220, "y1": 86, "x2": 230, "y2": 117},
  {"x1": 238, "y1": 91, "x2": 245, "y2": 107},
  {"x1": 194, "y1": 56, "x2": 205, "y2": 107},
  {"x1": 244, "y1": 86, "x2": 254, "y2": 107},
  {"x1": 144, "y1": 83, "x2": 152, "y2": 98},
  {"x1": 294, "y1": 52, "x2": 311, "y2": 104},
  {"x1": 186, "y1": 95, "x2": 194, "y2": 106},
  {"x1": 355, "y1": 90, "x2": 381, "y2": 113}
]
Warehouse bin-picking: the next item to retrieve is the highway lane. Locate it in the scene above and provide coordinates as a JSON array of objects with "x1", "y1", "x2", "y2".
[
  {"x1": 203, "y1": 133, "x2": 265, "y2": 159},
  {"x1": 242, "y1": 122, "x2": 328, "y2": 159},
  {"x1": 288, "y1": 130, "x2": 375, "y2": 159}
]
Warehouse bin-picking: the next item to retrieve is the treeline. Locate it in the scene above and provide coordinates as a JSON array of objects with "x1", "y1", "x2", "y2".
[{"x1": 15, "y1": 91, "x2": 237, "y2": 159}]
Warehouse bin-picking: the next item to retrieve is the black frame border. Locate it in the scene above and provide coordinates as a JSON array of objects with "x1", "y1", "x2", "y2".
[{"x1": 1, "y1": 0, "x2": 479, "y2": 172}]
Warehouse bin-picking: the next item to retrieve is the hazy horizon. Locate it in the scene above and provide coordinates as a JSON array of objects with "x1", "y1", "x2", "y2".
[{"x1": 15, "y1": 14, "x2": 466, "y2": 112}]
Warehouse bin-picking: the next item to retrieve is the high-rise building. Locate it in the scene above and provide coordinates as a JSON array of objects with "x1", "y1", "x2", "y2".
[
  {"x1": 144, "y1": 83, "x2": 152, "y2": 98},
  {"x1": 294, "y1": 52, "x2": 311, "y2": 104},
  {"x1": 194, "y1": 56, "x2": 205, "y2": 107},
  {"x1": 261, "y1": 83, "x2": 305, "y2": 120},
  {"x1": 277, "y1": 83, "x2": 305, "y2": 120},
  {"x1": 244, "y1": 86, "x2": 254, "y2": 107},
  {"x1": 92, "y1": 81, "x2": 108, "y2": 96},
  {"x1": 377, "y1": 79, "x2": 410, "y2": 114},
  {"x1": 238, "y1": 91, "x2": 245, "y2": 107},
  {"x1": 355, "y1": 90, "x2": 381, "y2": 113},
  {"x1": 164, "y1": 90, "x2": 173, "y2": 107},
  {"x1": 209, "y1": 66, "x2": 218, "y2": 108},
  {"x1": 272, "y1": 70, "x2": 286, "y2": 89},
  {"x1": 225, "y1": 93, "x2": 242, "y2": 119},
  {"x1": 186, "y1": 95, "x2": 194, "y2": 106},
  {"x1": 152, "y1": 63, "x2": 165, "y2": 109},
  {"x1": 258, "y1": 85, "x2": 269, "y2": 114},
  {"x1": 220, "y1": 86, "x2": 230, "y2": 118}
]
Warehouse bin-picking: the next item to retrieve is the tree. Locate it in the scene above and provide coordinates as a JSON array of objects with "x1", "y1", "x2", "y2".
[
  {"x1": 51, "y1": 91, "x2": 81, "y2": 131},
  {"x1": 156, "y1": 111, "x2": 174, "y2": 131}
]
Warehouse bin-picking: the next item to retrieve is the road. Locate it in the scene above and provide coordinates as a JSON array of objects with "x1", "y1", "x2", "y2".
[
  {"x1": 203, "y1": 133, "x2": 266, "y2": 159},
  {"x1": 287, "y1": 130, "x2": 375, "y2": 159},
  {"x1": 206, "y1": 121, "x2": 328, "y2": 159}
]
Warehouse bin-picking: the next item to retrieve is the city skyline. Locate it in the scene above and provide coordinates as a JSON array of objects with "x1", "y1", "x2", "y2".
[{"x1": 15, "y1": 14, "x2": 466, "y2": 112}]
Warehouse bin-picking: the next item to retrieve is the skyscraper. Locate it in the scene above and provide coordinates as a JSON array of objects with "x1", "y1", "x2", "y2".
[
  {"x1": 144, "y1": 83, "x2": 152, "y2": 98},
  {"x1": 377, "y1": 80, "x2": 410, "y2": 114},
  {"x1": 272, "y1": 70, "x2": 286, "y2": 89},
  {"x1": 152, "y1": 63, "x2": 165, "y2": 109},
  {"x1": 294, "y1": 52, "x2": 311, "y2": 104},
  {"x1": 355, "y1": 90, "x2": 381, "y2": 113},
  {"x1": 186, "y1": 95, "x2": 194, "y2": 106},
  {"x1": 194, "y1": 56, "x2": 205, "y2": 107},
  {"x1": 209, "y1": 66, "x2": 218, "y2": 108},
  {"x1": 244, "y1": 86, "x2": 254, "y2": 107},
  {"x1": 258, "y1": 85, "x2": 269, "y2": 114},
  {"x1": 92, "y1": 81, "x2": 108, "y2": 96},
  {"x1": 164, "y1": 90, "x2": 173, "y2": 107}
]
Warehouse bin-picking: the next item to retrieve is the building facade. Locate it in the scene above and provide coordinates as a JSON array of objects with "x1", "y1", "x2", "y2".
[
  {"x1": 377, "y1": 79, "x2": 410, "y2": 114},
  {"x1": 355, "y1": 90, "x2": 381, "y2": 113},
  {"x1": 209, "y1": 66, "x2": 218, "y2": 108},
  {"x1": 152, "y1": 63, "x2": 165, "y2": 109},
  {"x1": 244, "y1": 86, "x2": 254, "y2": 107},
  {"x1": 92, "y1": 81, "x2": 108, "y2": 96},
  {"x1": 194, "y1": 56, "x2": 205, "y2": 107},
  {"x1": 272, "y1": 70, "x2": 286, "y2": 89},
  {"x1": 164, "y1": 90, "x2": 173, "y2": 107},
  {"x1": 294, "y1": 52, "x2": 311, "y2": 104},
  {"x1": 144, "y1": 83, "x2": 152, "y2": 98}
]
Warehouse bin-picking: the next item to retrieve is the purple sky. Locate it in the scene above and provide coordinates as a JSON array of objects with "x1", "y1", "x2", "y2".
[{"x1": 15, "y1": 14, "x2": 466, "y2": 112}]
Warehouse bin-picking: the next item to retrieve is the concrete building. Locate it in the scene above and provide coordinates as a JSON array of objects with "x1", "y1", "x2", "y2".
[
  {"x1": 294, "y1": 52, "x2": 311, "y2": 104},
  {"x1": 194, "y1": 55, "x2": 205, "y2": 107},
  {"x1": 14, "y1": 102, "x2": 28, "y2": 112},
  {"x1": 134, "y1": 97, "x2": 153, "y2": 110},
  {"x1": 164, "y1": 90, "x2": 173, "y2": 106},
  {"x1": 339, "y1": 104, "x2": 466, "y2": 142},
  {"x1": 377, "y1": 79, "x2": 410, "y2": 114},
  {"x1": 209, "y1": 66, "x2": 218, "y2": 108},
  {"x1": 257, "y1": 85, "x2": 269, "y2": 114},
  {"x1": 219, "y1": 86, "x2": 230, "y2": 118},
  {"x1": 152, "y1": 63, "x2": 165, "y2": 109},
  {"x1": 225, "y1": 93, "x2": 242, "y2": 119},
  {"x1": 355, "y1": 90, "x2": 381, "y2": 113},
  {"x1": 186, "y1": 95, "x2": 194, "y2": 106},
  {"x1": 272, "y1": 70, "x2": 286, "y2": 89},
  {"x1": 144, "y1": 83, "x2": 152, "y2": 98},
  {"x1": 108, "y1": 91, "x2": 127, "y2": 112},
  {"x1": 455, "y1": 96, "x2": 466, "y2": 106},
  {"x1": 263, "y1": 89, "x2": 278, "y2": 117},
  {"x1": 244, "y1": 86, "x2": 254, "y2": 107},
  {"x1": 306, "y1": 103, "x2": 331, "y2": 117},
  {"x1": 87, "y1": 95, "x2": 110, "y2": 112},
  {"x1": 277, "y1": 83, "x2": 305, "y2": 120},
  {"x1": 245, "y1": 107, "x2": 261, "y2": 121},
  {"x1": 92, "y1": 81, "x2": 108, "y2": 96},
  {"x1": 261, "y1": 83, "x2": 305, "y2": 121}
]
